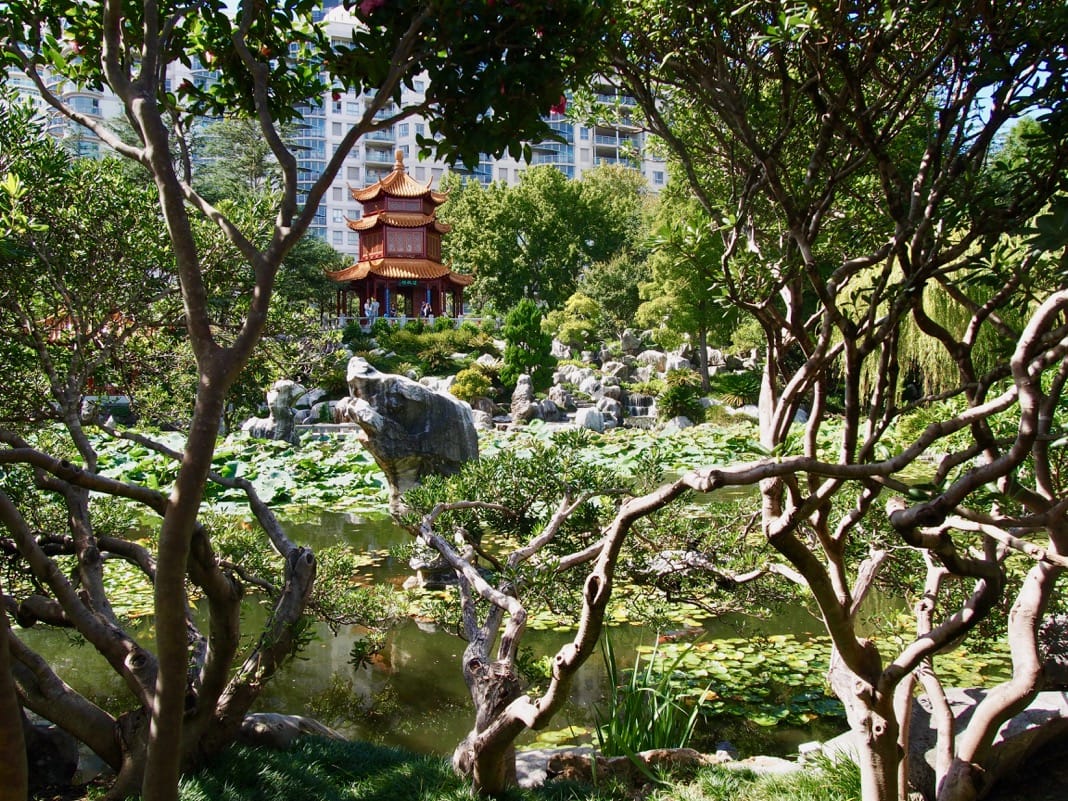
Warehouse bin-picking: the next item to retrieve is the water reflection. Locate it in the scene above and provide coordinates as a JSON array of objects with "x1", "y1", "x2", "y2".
[{"x1": 17, "y1": 509, "x2": 833, "y2": 758}]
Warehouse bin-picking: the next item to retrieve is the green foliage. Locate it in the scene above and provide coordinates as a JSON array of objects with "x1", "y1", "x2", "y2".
[
  {"x1": 449, "y1": 367, "x2": 494, "y2": 404},
  {"x1": 500, "y1": 299, "x2": 556, "y2": 392},
  {"x1": 542, "y1": 292, "x2": 604, "y2": 352},
  {"x1": 707, "y1": 371, "x2": 761, "y2": 409},
  {"x1": 669, "y1": 755, "x2": 861, "y2": 801},
  {"x1": 180, "y1": 737, "x2": 481, "y2": 801},
  {"x1": 595, "y1": 635, "x2": 706, "y2": 758},
  {"x1": 0, "y1": 98, "x2": 173, "y2": 424},
  {"x1": 658, "y1": 370, "x2": 706, "y2": 423},
  {"x1": 441, "y1": 164, "x2": 651, "y2": 312}
]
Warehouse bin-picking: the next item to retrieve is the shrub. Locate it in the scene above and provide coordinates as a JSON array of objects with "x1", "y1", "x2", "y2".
[
  {"x1": 500, "y1": 299, "x2": 556, "y2": 392},
  {"x1": 450, "y1": 367, "x2": 494, "y2": 403},
  {"x1": 658, "y1": 369, "x2": 705, "y2": 422},
  {"x1": 432, "y1": 314, "x2": 454, "y2": 333},
  {"x1": 708, "y1": 370, "x2": 761, "y2": 408},
  {"x1": 418, "y1": 341, "x2": 461, "y2": 375}
]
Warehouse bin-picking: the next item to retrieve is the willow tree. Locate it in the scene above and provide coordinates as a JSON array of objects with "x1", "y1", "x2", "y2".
[
  {"x1": 600, "y1": 2, "x2": 1068, "y2": 800},
  {"x1": 0, "y1": 2, "x2": 604, "y2": 800}
]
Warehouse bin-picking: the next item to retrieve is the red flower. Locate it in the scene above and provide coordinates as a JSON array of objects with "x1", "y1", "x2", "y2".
[
  {"x1": 549, "y1": 95, "x2": 567, "y2": 115},
  {"x1": 359, "y1": 0, "x2": 386, "y2": 14}
]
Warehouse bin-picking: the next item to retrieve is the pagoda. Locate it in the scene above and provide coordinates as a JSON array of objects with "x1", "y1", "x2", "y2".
[{"x1": 328, "y1": 150, "x2": 472, "y2": 325}]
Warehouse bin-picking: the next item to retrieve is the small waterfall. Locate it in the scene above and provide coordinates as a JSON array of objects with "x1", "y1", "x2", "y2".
[{"x1": 623, "y1": 392, "x2": 656, "y2": 428}]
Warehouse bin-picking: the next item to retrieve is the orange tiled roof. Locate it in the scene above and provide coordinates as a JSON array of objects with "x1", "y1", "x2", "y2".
[
  {"x1": 351, "y1": 150, "x2": 447, "y2": 204},
  {"x1": 327, "y1": 258, "x2": 474, "y2": 286},
  {"x1": 346, "y1": 212, "x2": 451, "y2": 233}
]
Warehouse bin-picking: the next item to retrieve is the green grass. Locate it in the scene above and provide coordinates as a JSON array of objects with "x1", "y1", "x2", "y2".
[{"x1": 179, "y1": 738, "x2": 859, "y2": 801}]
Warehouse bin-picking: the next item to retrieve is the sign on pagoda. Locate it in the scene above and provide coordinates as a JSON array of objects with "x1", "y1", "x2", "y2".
[{"x1": 327, "y1": 150, "x2": 472, "y2": 326}]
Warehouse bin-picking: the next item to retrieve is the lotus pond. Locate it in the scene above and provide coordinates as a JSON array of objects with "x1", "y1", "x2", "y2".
[{"x1": 19, "y1": 422, "x2": 1015, "y2": 759}]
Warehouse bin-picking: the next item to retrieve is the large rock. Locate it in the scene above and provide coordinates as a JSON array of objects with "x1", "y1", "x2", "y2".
[
  {"x1": 574, "y1": 407, "x2": 605, "y2": 432},
  {"x1": 345, "y1": 357, "x2": 477, "y2": 506},
  {"x1": 240, "y1": 379, "x2": 305, "y2": 444}
]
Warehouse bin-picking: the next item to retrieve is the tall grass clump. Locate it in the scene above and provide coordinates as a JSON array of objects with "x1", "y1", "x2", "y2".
[{"x1": 595, "y1": 635, "x2": 706, "y2": 757}]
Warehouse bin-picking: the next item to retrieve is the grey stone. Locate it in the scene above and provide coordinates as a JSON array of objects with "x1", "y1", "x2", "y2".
[
  {"x1": 548, "y1": 384, "x2": 577, "y2": 412},
  {"x1": 664, "y1": 353, "x2": 691, "y2": 372},
  {"x1": 419, "y1": 375, "x2": 455, "y2": 394},
  {"x1": 551, "y1": 339, "x2": 572, "y2": 359},
  {"x1": 471, "y1": 409, "x2": 495, "y2": 430},
  {"x1": 602, "y1": 360, "x2": 629, "y2": 379},
  {"x1": 574, "y1": 407, "x2": 605, "y2": 432},
  {"x1": 24, "y1": 716, "x2": 79, "y2": 791},
  {"x1": 620, "y1": 329, "x2": 641, "y2": 355},
  {"x1": 824, "y1": 689, "x2": 1068, "y2": 800},
  {"x1": 637, "y1": 349, "x2": 667, "y2": 371},
  {"x1": 346, "y1": 357, "x2": 478, "y2": 507},
  {"x1": 662, "y1": 415, "x2": 694, "y2": 432},
  {"x1": 240, "y1": 379, "x2": 305, "y2": 444}
]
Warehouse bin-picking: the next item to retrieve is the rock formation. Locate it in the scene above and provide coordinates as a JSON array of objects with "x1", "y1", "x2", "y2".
[{"x1": 344, "y1": 357, "x2": 478, "y2": 506}]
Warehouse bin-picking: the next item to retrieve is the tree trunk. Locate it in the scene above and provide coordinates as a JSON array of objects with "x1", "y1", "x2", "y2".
[
  {"x1": 0, "y1": 587, "x2": 28, "y2": 801},
  {"x1": 697, "y1": 324, "x2": 710, "y2": 392},
  {"x1": 143, "y1": 387, "x2": 228, "y2": 801},
  {"x1": 453, "y1": 658, "x2": 523, "y2": 795}
]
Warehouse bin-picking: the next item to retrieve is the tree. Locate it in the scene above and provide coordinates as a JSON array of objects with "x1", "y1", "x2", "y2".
[
  {"x1": 0, "y1": 4, "x2": 605, "y2": 800},
  {"x1": 400, "y1": 438, "x2": 790, "y2": 795},
  {"x1": 194, "y1": 117, "x2": 291, "y2": 204},
  {"x1": 602, "y1": 2, "x2": 1068, "y2": 800},
  {"x1": 441, "y1": 164, "x2": 650, "y2": 312},
  {"x1": 500, "y1": 299, "x2": 555, "y2": 393},
  {"x1": 637, "y1": 198, "x2": 740, "y2": 389}
]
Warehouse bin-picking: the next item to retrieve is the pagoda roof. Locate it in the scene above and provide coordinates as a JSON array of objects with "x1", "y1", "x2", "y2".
[
  {"x1": 327, "y1": 258, "x2": 474, "y2": 286},
  {"x1": 347, "y1": 211, "x2": 451, "y2": 233},
  {"x1": 351, "y1": 150, "x2": 448, "y2": 204}
]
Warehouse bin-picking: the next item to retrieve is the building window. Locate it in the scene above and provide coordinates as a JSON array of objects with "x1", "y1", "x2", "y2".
[
  {"x1": 349, "y1": 208, "x2": 361, "y2": 219},
  {"x1": 580, "y1": 148, "x2": 590, "y2": 162},
  {"x1": 348, "y1": 231, "x2": 358, "y2": 245},
  {"x1": 653, "y1": 171, "x2": 665, "y2": 185},
  {"x1": 499, "y1": 167, "x2": 508, "y2": 181},
  {"x1": 332, "y1": 121, "x2": 342, "y2": 136},
  {"x1": 332, "y1": 209, "x2": 345, "y2": 223},
  {"x1": 346, "y1": 101, "x2": 360, "y2": 115},
  {"x1": 332, "y1": 231, "x2": 343, "y2": 244},
  {"x1": 415, "y1": 166, "x2": 426, "y2": 180},
  {"x1": 332, "y1": 187, "x2": 344, "y2": 201},
  {"x1": 347, "y1": 166, "x2": 360, "y2": 180},
  {"x1": 579, "y1": 127, "x2": 590, "y2": 140},
  {"x1": 416, "y1": 123, "x2": 425, "y2": 136},
  {"x1": 333, "y1": 101, "x2": 342, "y2": 114},
  {"x1": 398, "y1": 123, "x2": 409, "y2": 137},
  {"x1": 414, "y1": 80, "x2": 425, "y2": 93}
]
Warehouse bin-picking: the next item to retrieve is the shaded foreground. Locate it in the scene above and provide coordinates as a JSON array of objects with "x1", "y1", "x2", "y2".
[{"x1": 174, "y1": 737, "x2": 1068, "y2": 801}]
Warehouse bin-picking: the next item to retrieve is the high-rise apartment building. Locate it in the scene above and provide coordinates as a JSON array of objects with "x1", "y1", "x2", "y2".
[{"x1": 10, "y1": 5, "x2": 665, "y2": 259}]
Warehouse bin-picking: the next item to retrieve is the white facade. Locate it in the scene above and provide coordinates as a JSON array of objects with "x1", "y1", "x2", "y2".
[{"x1": 9, "y1": 5, "x2": 665, "y2": 260}]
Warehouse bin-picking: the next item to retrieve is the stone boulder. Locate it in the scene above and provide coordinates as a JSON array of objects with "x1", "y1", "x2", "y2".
[
  {"x1": 548, "y1": 384, "x2": 577, "y2": 412},
  {"x1": 240, "y1": 379, "x2": 305, "y2": 444},
  {"x1": 664, "y1": 353, "x2": 692, "y2": 372},
  {"x1": 602, "y1": 360, "x2": 630, "y2": 380},
  {"x1": 620, "y1": 329, "x2": 642, "y2": 355},
  {"x1": 345, "y1": 357, "x2": 477, "y2": 506},
  {"x1": 24, "y1": 714, "x2": 79, "y2": 792},
  {"x1": 551, "y1": 339, "x2": 573, "y2": 359},
  {"x1": 510, "y1": 374, "x2": 539, "y2": 424},
  {"x1": 636, "y1": 349, "x2": 667, "y2": 372},
  {"x1": 574, "y1": 407, "x2": 605, "y2": 432}
]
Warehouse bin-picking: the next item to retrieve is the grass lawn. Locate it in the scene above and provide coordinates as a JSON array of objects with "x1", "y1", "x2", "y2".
[{"x1": 178, "y1": 738, "x2": 861, "y2": 801}]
